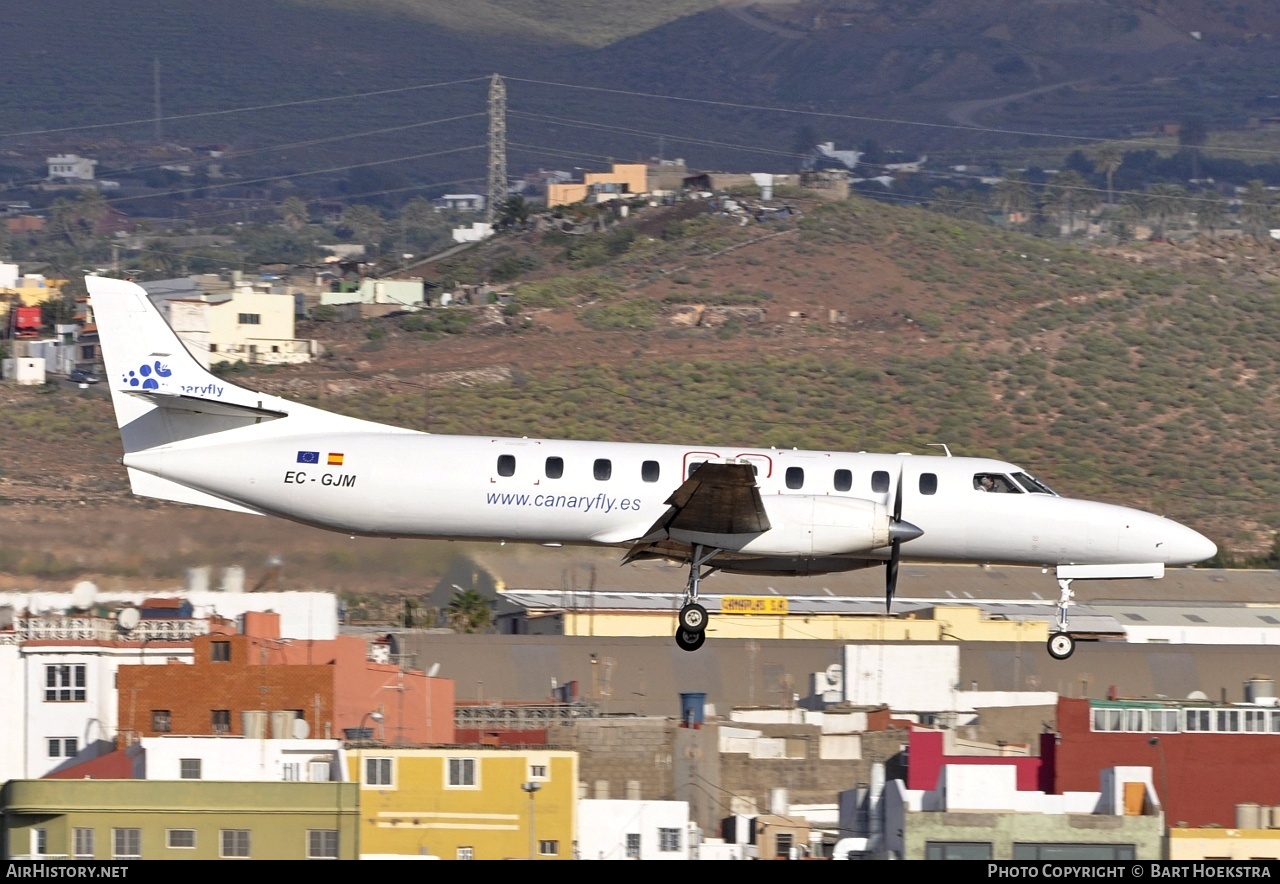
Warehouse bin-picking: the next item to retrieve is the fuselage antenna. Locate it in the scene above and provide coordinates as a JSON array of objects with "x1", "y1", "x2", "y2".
[{"x1": 927, "y1": 443, "x2": 953, "y2": 458}]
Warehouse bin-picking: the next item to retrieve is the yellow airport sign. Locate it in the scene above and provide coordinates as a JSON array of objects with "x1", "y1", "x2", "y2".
[{"x1": 721, "y1": 596, "x2": 788, "y2": 615}]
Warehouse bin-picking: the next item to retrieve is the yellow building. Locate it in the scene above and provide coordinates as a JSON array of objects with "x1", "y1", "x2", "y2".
[
  {"x1": 547, "y1": 163, "x2": 648, "y2": 207},
  {"x1": 348, "y1": 747, "x2": 578, "y2": 860},
  {"x1": 553, "y1": 602, "x2": 1047, "y2": 645},
  {"x1": 1168, "y1": 827, "x2": 1280, "y2": 860}
]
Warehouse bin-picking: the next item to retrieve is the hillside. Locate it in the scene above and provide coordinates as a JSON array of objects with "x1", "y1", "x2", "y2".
[
  {"x1": 3, "y1": 194, "x2": 1279, "y2": 601},
  {"x1": 7, "y1": 0, "x2": 1280, "y2": 181}
]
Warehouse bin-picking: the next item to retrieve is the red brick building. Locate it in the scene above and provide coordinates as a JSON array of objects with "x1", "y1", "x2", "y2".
[
  {"x1": 117, "y1": 611, "x2": 453, "y2": 744},
  {"x1": 1049, "y1": 696, "x2": 1280, "y2": 827}
]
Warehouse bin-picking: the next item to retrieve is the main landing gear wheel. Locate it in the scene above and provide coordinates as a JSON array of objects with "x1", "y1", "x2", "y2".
[
  {"x1": 675, "y1": 629, "x2": 706, "y2": 652},
  {"x1": 1047, "y1": 632, "x2": 1076, "y2": 661},
  {"x1": 678, "y1": 603, "x2": 708, "y2": 633}
]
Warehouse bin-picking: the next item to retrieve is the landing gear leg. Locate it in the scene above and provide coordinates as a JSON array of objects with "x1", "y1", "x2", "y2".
[
  {"x1": 1048, "y1": 577, "x2": 1076, "y2": 660},
  {"x1": 675, "y1": 544, "x2": 719, "y2": 651}
]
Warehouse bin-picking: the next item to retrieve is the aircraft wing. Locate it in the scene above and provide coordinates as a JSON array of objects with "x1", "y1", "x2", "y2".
[{"x1": 622, "y1": 462, "x2": 769, "y2": 563}]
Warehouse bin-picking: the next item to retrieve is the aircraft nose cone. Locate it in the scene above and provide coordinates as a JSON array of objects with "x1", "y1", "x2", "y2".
[{"x1": 1172, "y1": 525, "x2": 1217, "y2": 566}]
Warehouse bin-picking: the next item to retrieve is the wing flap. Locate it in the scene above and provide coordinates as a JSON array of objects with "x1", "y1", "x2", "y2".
[{"x1": 623, "y1": 462, "x2": 768, "y2": 563}]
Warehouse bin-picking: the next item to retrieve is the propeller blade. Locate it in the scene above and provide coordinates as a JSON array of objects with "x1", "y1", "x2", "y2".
[
  {"x1": 893, "y1": 466, "x2": 904, "y2": 523},
  {"x1": 886, "y1": 539, "x2": 901, "y2": 612}
]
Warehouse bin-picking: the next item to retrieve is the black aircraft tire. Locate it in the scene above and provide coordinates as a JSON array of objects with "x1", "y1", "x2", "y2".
[
  {"x1": 678, "y1": 603, "x2": 709, "y2": 633},
  {"x1": 1047, "y1": 632, "x2": 1076, "y2": 661},
  {"x1": 675, "y1": 629, "x2": 706, "y2": 652}
]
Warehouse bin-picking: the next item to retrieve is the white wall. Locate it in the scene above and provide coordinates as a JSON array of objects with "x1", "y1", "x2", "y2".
[
  {"x1": 4, "y1": 591, "x2": 338, "y2": 640},
  {"x1": 577, "y1": 799, "x2": 691, "y2": 860},
  {"x1": 843, "y1": 645, "x2": 959, "y2": 711},
  {"x1": 138, "y1": 737, "x2": 344, "y2": 781}
]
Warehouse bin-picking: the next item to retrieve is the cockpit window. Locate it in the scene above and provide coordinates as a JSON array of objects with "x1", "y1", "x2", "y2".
[
  {"x1": 973, "y1": 473, "x2": 1022, "y2": 493},
  {"x1": 1012, "y1": 472, "x2": 1057, "y2": 495}
]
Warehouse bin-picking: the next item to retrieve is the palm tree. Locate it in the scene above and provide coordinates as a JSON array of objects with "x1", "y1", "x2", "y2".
[
  {"x1": 1146, "y1": 184, "x2": 1188, "y2": 238},
  {"x1": 1240, "y1": 180, "x2": 1272, "y2": 239},
  {"x1": 1191, "y1": 188, "x2": 1226, "y2": 238},
  {"x1": 1092, "y1": 144, "x2": 1123, "y2": 206},
  {"x1": 280, "y1": 196, "x2": 309, "y2": 232},
  {"x1": 447, "y1": 587, "x2": 493, "y2": 634},
  {"x1": 341, "y1": 204, "x2": 386, "y2": 254},
  {"x1": 992, "y1": 172, "x2": 1032, "y2": 223},
  {"x1": 1044, "y1": 170, "x2": 1098, "y2": 235}
]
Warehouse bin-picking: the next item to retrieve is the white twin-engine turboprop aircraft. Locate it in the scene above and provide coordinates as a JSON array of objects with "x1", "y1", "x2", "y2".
[{"x1": 88, "y1": 275, "x2": 1216, "y2": 659}]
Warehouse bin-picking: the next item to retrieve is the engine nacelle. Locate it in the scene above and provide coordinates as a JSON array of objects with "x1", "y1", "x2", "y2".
[{"x1": 667, "y1": 495, "x2": 889, "y2": 557}]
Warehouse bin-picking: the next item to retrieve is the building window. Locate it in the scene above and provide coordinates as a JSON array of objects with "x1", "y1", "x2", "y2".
[
  {"x1": 594, "y1": 458, "x2": 612, "y2": 481},
  {"x1": 545, "y1": 456, "x2": 563, "y2": 479},
  {"x1": 457, "y1": 847, "x2": 474, "y2": 860},
  {"x1": 180, "y1": 758, "x2": 202, "y2": 780},
  {"x1": 1013, "y1": 843, "x2": 1135, "y2": 861},
  {"x1": 775, "y1": 832, "x2": 793, "y2": 858},
  {"x1": 448, "y1": 757, "x2": 477, "y2": 787},
  {"x1": 73, "y1": 828, "x2": 94, "y2": 858},
  {"x1": 658, "y1": 827, "x2": 682, "y2": 852},
  {"x1": 152, "y1": 710, "x2": 171, "y2": 732},
  {"x1": 926, "y1": 841, "x2": 993, "y2": 860},
  {"x1": 282, "y1": 762, "x2": 300, "y2": 781},
  {"x1": 834, "y1": 469, "x2": 852, "y2": 492},
  {"x1": 871, "y1": 470, "x2": 890, "y2": 493},
  {"x1": 167, "y1": 829, "x2": 196, "y2": 849},
  {"x1": 497, "y1": 454, "x2": 515, "y2": 477},
  {"x1": 211, "y1": 641, "x2": 231, "y2": 662},
  {"x1": 538, "y1": 840, "x2": 558, "y2": 856},
  {"x1": 625, "y1": 833, "x2": 640, "y2": 859},
  {"x1": 309, "y1": 761, "x2": 331, "y2": 782},
  {"x1": 1186, "y1": 709, "x2": 1211, "y2": 731},
  {"x1": 237, "y1": 313, "x2": 260, "y2": 325},
  {"x1": 528, "y1": 763, "x2": 548, "y2": 780},
  {"x1": 47, "y1": 737, "x2": 78, "y2": 758},
  {"x1": 221, "y1": 829, "x2": 251, "y2": 858},
  {"x1": 113, "y1": 828, "x2": 141, "y2": 859},
  {"x1": 365, "y1": 757, "x2": 393, "y2": 787},
  {"x1": 642, "y1": 460, "x2": 660, "y2": 482},
  {"x1": 34, "y1": 828, "x2": 47, "y2": 856},
  {"x1": 45, "y1": 664, "x2": 86, "y2": 701},
  {"x1": 308, "y1": 830, "x2": 339, "y2": 859},
  {"x1": 212, "y1": 709, "x2": 231, "y2": 733}
]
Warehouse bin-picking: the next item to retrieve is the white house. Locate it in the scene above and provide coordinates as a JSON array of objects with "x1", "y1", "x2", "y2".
[
  {"x1": 133, "y1": 736, "x2": 347, "y2": 782},
  {"x1": 0, "y1": 590, "x2": 339, "y2": 783},
  {"x1": 46, "y1": 154, "x2": 97, "y2": 182},
  {"x1": 576, "y1": 799, "x2": 692, "y2": 860}
]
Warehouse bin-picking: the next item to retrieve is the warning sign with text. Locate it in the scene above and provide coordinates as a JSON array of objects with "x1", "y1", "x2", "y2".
[{"x1": 721, "y1": 596, "x2": 788, "y2": 615}]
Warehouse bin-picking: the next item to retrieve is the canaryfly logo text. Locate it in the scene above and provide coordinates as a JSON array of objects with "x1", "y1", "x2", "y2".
[
  {"x1": 120, "y1": 359, "x2": 223, "y2": 397},
  {"x1": 486, "y1": 491, "x2": 641, "y2": 514}
]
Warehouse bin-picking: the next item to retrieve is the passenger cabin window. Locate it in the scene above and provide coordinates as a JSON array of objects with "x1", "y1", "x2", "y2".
[
  {"x1": 594, "y1": 459, "x2": 612, "y2": 481},
  {"x1": 834, "y1": 469, "x2": 852, "y2": 492},
  {"x1": 545, "y1": 457, "x2": 563, "y2": 479},
  {"x1": 497, "y1": 454, "x2": 515, "y2": 477},
  {"x1": 974, "y1": 473, "x2": 1022, "y2": 493},
  {"x1": 919, "y1": 473, "x2": 938, "y2": 495},
  {"x1": 785, "y1": 467, "x2": 804, "y2": 490},
  {"x1": 642, "y1": 460, "x2": 660, "y2": 483},
  {"x1": 871, "y1": 470, "x2": 890, "y2": 494},
  {"x1": 687, "y1": 461, "x2": 706, "y2": 479}
]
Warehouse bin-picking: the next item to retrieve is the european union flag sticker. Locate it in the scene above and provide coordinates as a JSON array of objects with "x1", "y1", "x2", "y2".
[{"x1": 297, "y1": 451, "x2": 320, "y2": 464}]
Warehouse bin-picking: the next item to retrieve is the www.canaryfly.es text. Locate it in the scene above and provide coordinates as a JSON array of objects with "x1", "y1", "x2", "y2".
[{"x1": 486, "y1": 491, "x2": 640, "y2": 514}]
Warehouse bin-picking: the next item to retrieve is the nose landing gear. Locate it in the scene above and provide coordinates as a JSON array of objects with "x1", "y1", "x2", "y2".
[{"x1": 1047, "y1": 576, "x2": 1076, "y2": 660}]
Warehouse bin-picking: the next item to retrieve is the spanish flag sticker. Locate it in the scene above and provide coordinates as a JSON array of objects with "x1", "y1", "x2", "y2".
[{"x1": 327, "y1": 452, "x2": 344, "y2": 466}]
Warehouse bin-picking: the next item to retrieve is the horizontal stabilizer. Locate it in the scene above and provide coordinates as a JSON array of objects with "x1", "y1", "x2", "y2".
[
  {"x1": 125, "y1": 389, "x2": 288, "y2": 421},
  {"x1": 126, "y1": 467, "x2": 265, "y2": 516}
]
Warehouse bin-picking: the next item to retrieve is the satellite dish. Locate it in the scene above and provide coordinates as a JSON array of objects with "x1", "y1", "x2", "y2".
[
  {"x1": 70, "y1": 581, "x2": 97, "y2": 610},
  {"x1": 118, "y1": 607, "x2": 140, "y2": 631},
  {"x1": 427, "y1": 663, "x2": 441, "y2": 678},
  {"x1": 1187, "y1": 690, "x2": 1209, "y2": 701},
  {"x1": 291, "y1": 718, "x2": 310, "y2": 739}
]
